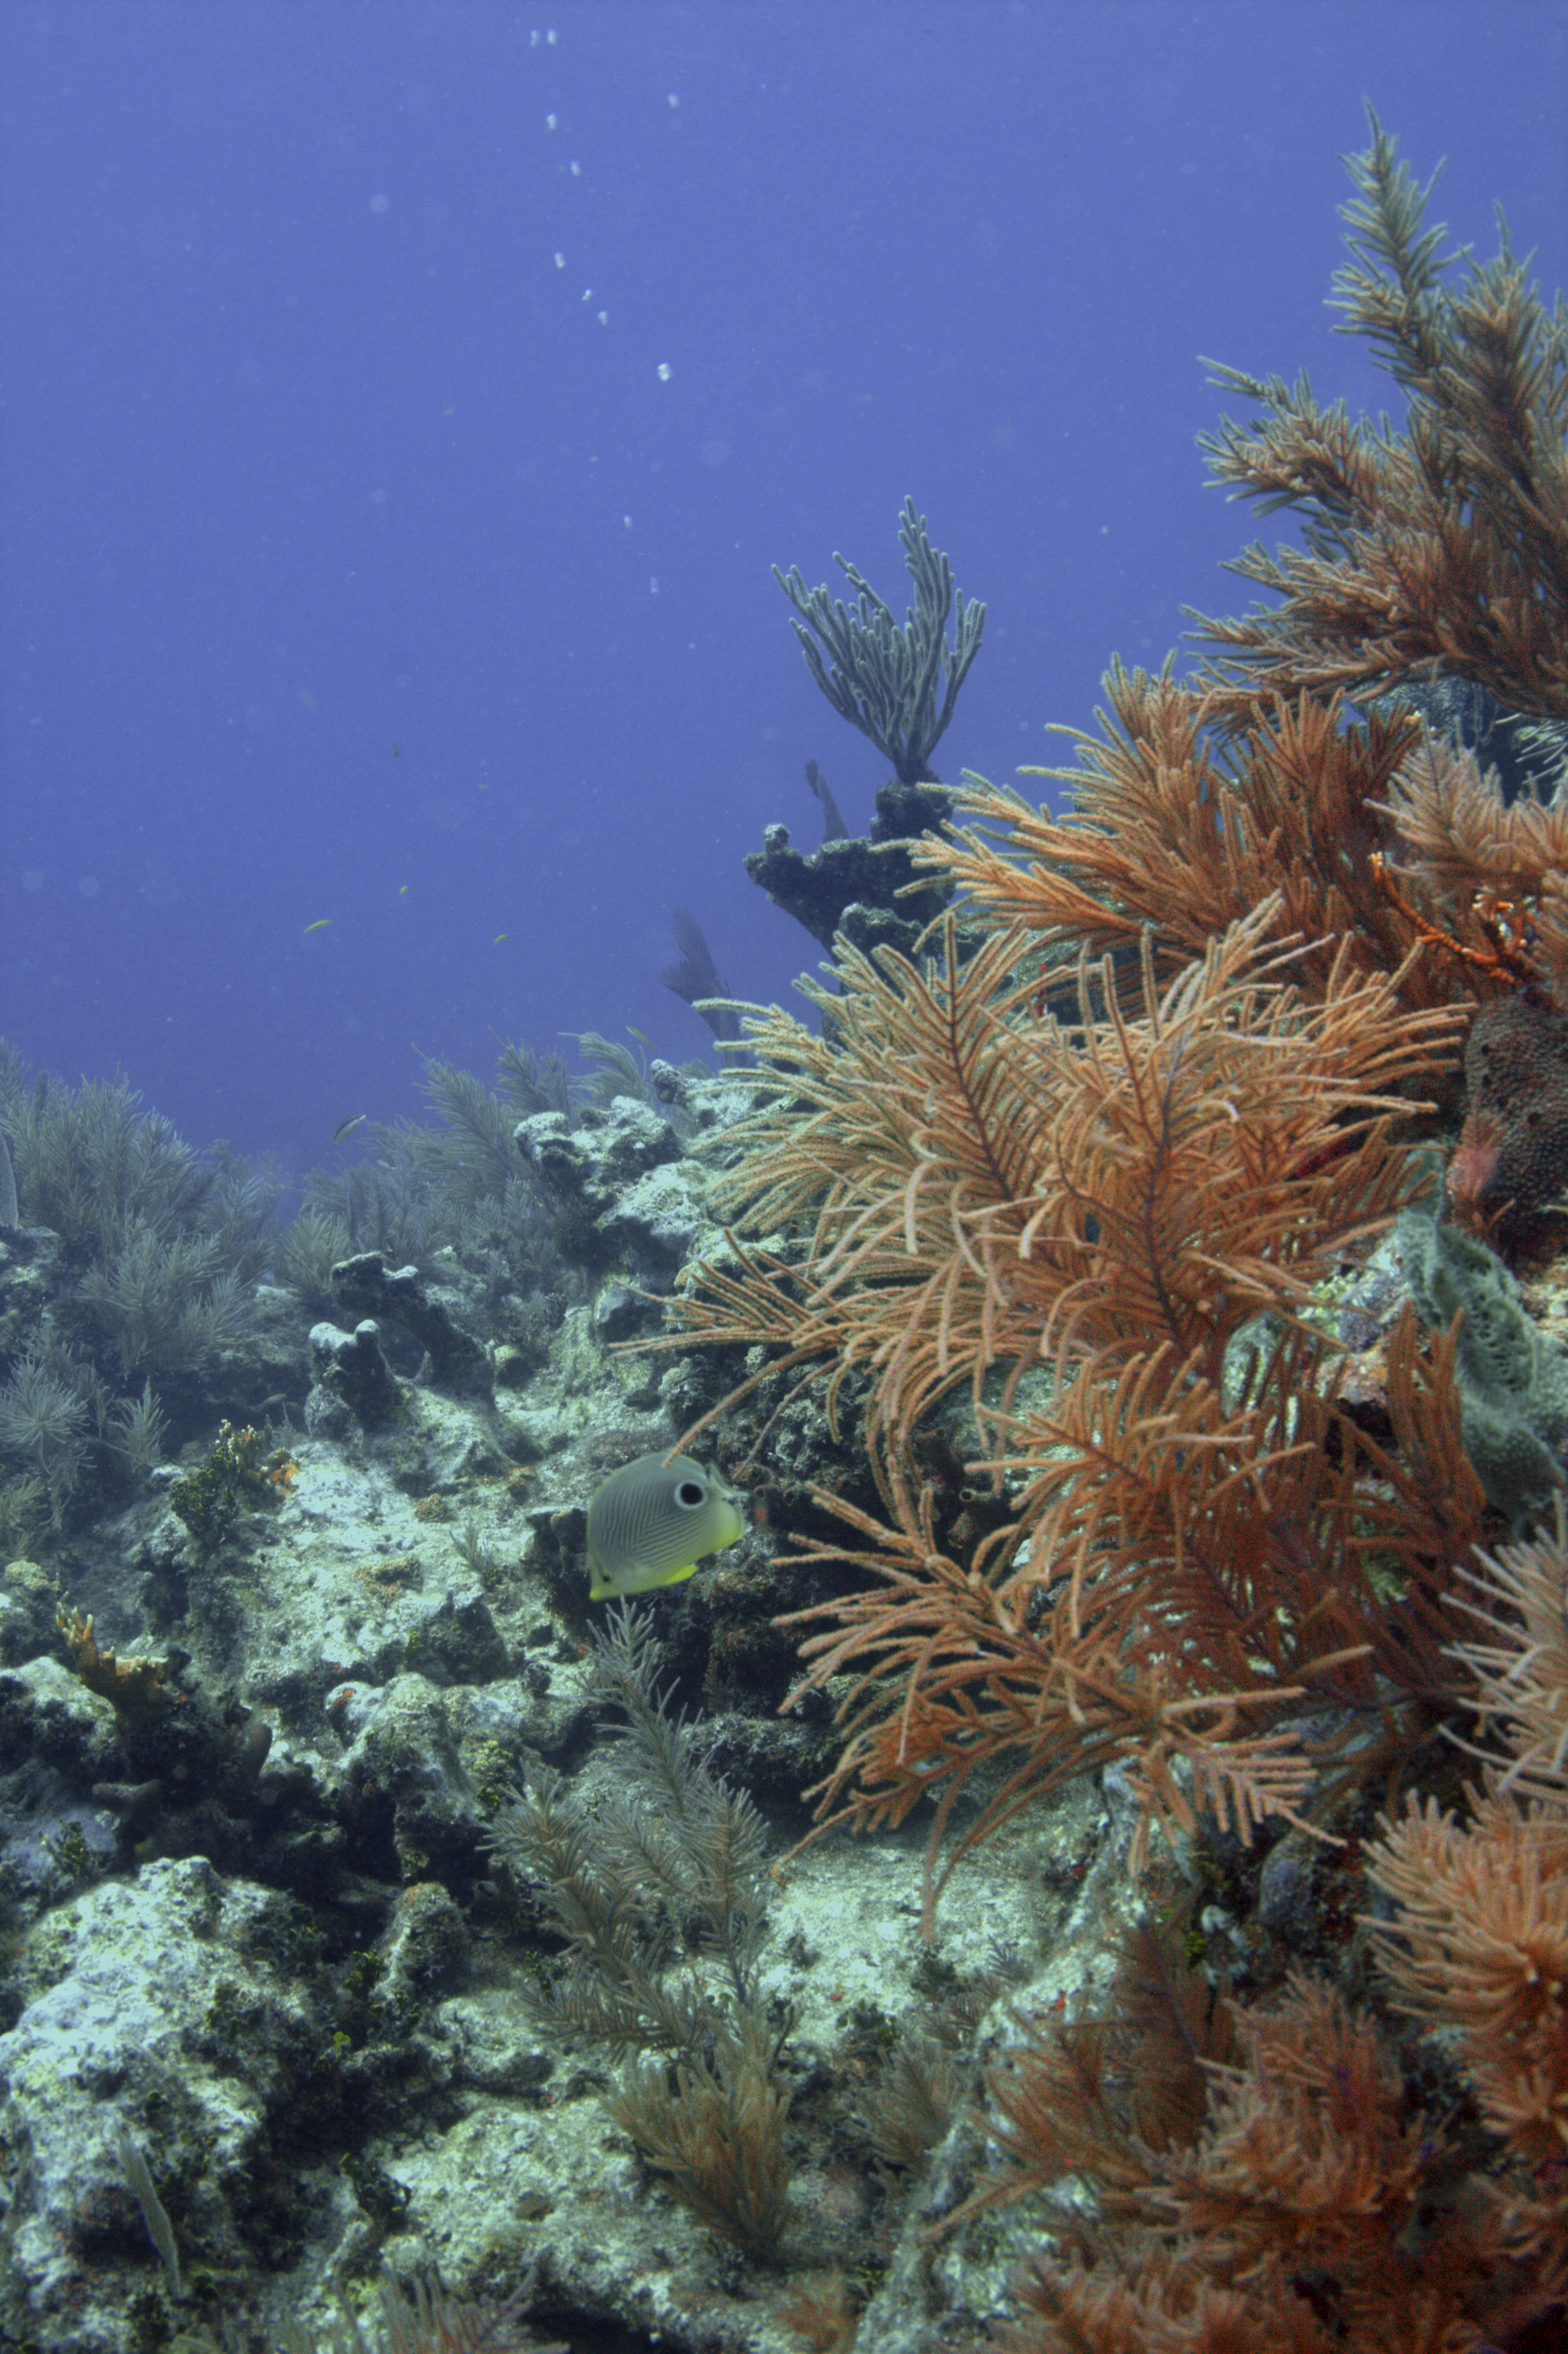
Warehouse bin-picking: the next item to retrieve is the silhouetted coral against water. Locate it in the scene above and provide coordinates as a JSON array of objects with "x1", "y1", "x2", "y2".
[
  {"x1": 752, "y1": 503, "x2": 983, "y2": 961},
  {"x1": 773, "y1": 496, "x2": 986, "y2": 785},
  {"x1": 1198, "y1": 106, "x2": 1568, "y2": 726}
]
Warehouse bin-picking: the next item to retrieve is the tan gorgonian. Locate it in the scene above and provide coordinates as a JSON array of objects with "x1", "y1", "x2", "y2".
[
  {"x1": 1366, "y1": 1517, "x2": 1568, "y2": 2261},
  {"x1": 920, "y1": 671, "x2": 1568, "y2": 1030},
  {"x1": 1195, "y1": 110, "x2": 1568, "y2": 726},
  {"x1": 923, "y1": 678, "x2": 1467, "y2": 1009},
  {"x1": 676, "y1": 901, "x2": 1485, "y2": 1911},
  {"x1": 947, "y1": 1914, "x2": 1535, "y2": 2352}
]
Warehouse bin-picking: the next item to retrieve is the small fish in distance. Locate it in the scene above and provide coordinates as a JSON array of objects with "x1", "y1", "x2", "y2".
[
  {"x1": 585, "y1": 1452, "x2": 745, "y2": 1600},
  {"x1": 333, "y1": 1115, "x2": 367, "y2": 1144}
]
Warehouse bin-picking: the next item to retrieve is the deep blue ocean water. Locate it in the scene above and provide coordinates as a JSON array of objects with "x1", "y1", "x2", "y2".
[{"x1": 3, "y1": 0, "x2": 1565, "y2": 1178}]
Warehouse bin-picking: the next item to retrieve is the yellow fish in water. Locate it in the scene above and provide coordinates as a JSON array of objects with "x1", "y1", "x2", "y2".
[{"x1": 585, "y1": 1452, "x2": 744, "y2": 1600}]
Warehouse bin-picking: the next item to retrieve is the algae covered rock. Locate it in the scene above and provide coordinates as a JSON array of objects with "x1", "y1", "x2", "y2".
[
  {"x1": 514, "y1": 1097, "x2": 687, "y2": 1272},
  {"x1": 0, "y1": 1856, "x2": 339, "y2": 2349},
  {"x1": 307, "y1": 1316, "x2": 402, "y2": 1432},
  {"x1": 330, "y1": 1253, "x2": 493, "y2": 1400}
]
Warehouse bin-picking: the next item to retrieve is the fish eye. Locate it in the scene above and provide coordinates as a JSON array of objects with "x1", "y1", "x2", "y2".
[{"x1": 674, "y1": 1480, "x2": 706, "y2": 1509}]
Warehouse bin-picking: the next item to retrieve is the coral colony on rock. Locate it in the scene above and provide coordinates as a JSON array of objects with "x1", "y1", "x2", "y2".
[{"x1": 5, "y1": 114, "x2": 1568, "y2": 2354}]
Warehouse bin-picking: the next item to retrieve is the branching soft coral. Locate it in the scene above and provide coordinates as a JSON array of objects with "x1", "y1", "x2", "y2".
[
  {"x1": 682, "y1": 901, "x2": 1464, "y2": 1459},
  {"x1": 922, "y1": 670, "x2": 1552, "y2": 1029},
  {"x1": 676, "y1": 900, "x2": 1485, "y2": 1912},
  {"x1": 1366, "y1": 1519, "x2": 1568, "y2": 2273},
  {"x1": 954, "y1": 1918, "x2": 1533, "y2": 2354},
  {"x1": 925, "y1": 677, "x2": 1464, "y2": 1009},
  {"x1": 1374, "y1": 732, "x2": 1568, "y2": 1010},
  {"x1": 917, "y1": 111, "x2": 1568, "y2": 1031},
  {"x1": 1196, "y1": 108, "x2": 1568, "y2": 726}
]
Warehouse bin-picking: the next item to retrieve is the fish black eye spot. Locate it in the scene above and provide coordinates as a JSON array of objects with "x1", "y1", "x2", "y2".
[{"x1": 675, "y1": 1480, "x2": 705, "y2": 1509}]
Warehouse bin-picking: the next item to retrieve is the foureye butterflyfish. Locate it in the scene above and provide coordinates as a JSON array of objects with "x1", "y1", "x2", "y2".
[{"x1": 585, "y1": 1452, "x2": 744, "y2": 1600}]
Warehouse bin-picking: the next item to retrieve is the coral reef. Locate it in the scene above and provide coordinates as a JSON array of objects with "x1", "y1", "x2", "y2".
[
  {"x1": 752, "y1": 502, "x2": 986, "y2": 961},
  {"x1": 167, "y1": 1416, "x2": 298, "y2": 1556},
  {"x1": 330, "y1": 1254, "x2": 493, "y2": 1400},
  {"x1": 676, "y1": 918, "x2": 1486, "y2": 1925},
  {"x1": 487, "y1": 1604, "x2": 793, "y2": 2262},
  {"x1": 745, "y1": 776, "x2": 956, "y2": 960},
  {"x1": 0, "y1": 1338, "x2": 93, "y2": 1524},
  {"x1": 307, "y1": 1316, "x2": 404, "y2": 1431},
  {"x1": 0, "y1": 1048, "x2": 281, "y2": 1538},
  {"x1": 662, "y1": 115, "x2": 1568, "y2": 2349},
  {"x1": 1365, "y1": 1518, "x2": 1568, "y2": 2267},
  {"x1": 943, "y1": 1521, "x2": 1568, "y2": 2347},
  {"x1": 0, "y1": 1034, "x2": 876, "y2": 2349},
  {"x1": 5, "y1": 110, "x2": 1568, "y2": 2354}
]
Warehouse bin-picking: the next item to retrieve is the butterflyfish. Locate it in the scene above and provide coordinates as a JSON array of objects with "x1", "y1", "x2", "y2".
[{"x1": 585, "y1": 1452, "x2": 744, "y2": 1600}]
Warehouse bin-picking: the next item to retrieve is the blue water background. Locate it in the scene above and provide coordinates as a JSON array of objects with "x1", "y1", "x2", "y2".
[{"x1": 4, "y1": 1, "x2": 1565, "y2": 1172}]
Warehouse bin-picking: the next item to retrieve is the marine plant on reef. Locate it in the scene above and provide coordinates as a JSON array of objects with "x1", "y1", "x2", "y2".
[
  {"x1": 485, "y1": 1604, "x2": 793, "y2": 2262},
  {"x1": 674, "y1": 902, "x2": 1483, "y2": 1918},
  {"x1": 945, "y1": 1906, "x2": 1561, "y2": 2351},
  {"x1": 775, "y1": 495, "x2": 986, "y2": 785},
  {"x1": 0, "y1": 1339, "x2": 95, "y2": 1526},
  {"x1": 662, "y1": 110, "x2": 1568, "y2": 2345},
  {"x1": 939, "y1": 1520, "x2": 1568, "y2": 2345},
  {"x1": 0, "y1": 1060, "x2": 277, "y2": 1282},
  {"x1": 236, "y1": 2265, "x2": 564, "y2": 2354},
  {"x1": 295, "y1": 1032, "x2": 692, "y2": 1306},
  {"x1": 168, "y1": 1418, "x2": 297, "y2": 1560},
  {"x1": 924, "y1": 654, "x2": 1568, "y2": 1038},
  {"x1": 1364, "y1": 1516, "x2": 1568, "y2": 2269},
  {"x1": 0, "y1": 1049, "x2": 276, "y2": 1500},
  {"x1": 923, "y1": 109, "x2": 1568, "y2": 1030},
  {"x1": 301, "y1": 1049, "x2": 552, "y2": 1278},
  {"x1": 105, "y1": 1378, "x2": 168, "y2": 1480},
  {"x1": 671, "y1": 119, "x2": 1568, "y2": 1922},
  {"x1": 1196, "y1": 107, "x2": 1568, "y2": 725},
  {"x1": 646, "y1": 117, "x2": 1568, "y2": 2351},
  {"x1": 78, "y1": 1221, "x2": 251, "y2": 1378},
  {"x1": 279, "y1": 1205, "x2": 356, "y2": 1318}
]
